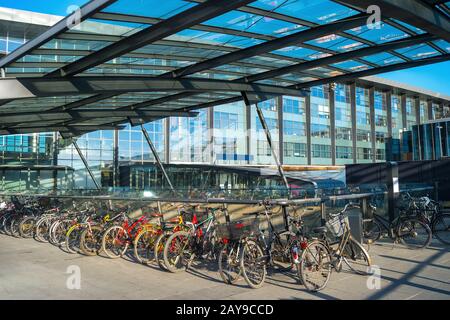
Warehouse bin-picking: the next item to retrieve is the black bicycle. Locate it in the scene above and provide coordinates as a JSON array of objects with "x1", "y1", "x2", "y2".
[{"x1": 363, "y1": 203, "x2": 432, "y2": 249}]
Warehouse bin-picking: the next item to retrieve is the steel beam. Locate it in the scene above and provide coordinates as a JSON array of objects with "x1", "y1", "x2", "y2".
[
  {"x1": 295, "y1": 54, "x2": 450, "y2": 89},
  {"x1": 336, "y1": 0, "x2": 450, "y2": 42},
  {"x1": 0, "y1": 0, "x2": 117, "y2": 68},
  {"x1": 141, "y1": 124, "x2": 174, "y2": 193},
  {"x1": 162, "y1": 14, "x2": 369, "y2": 79},
  {"x1": 242, "y1": 92, "x2": 290, "y2": 195},
  {"x1": 244, "y1": 34, "x2": 436, "y2": 83},
  {"x1": 0, "y1": 77, "x2": 307, "y2": 100},
  {"x1": 46, "y1": 0, "x2": 254, "y2": 77},
  {"x1": 72, "y1": 138, "x2": 101, "y2": 191}
]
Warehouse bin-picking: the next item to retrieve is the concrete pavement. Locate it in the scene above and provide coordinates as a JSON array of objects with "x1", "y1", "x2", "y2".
[{"x1": 0, "y1": 234, "x2": 449, "y2": 300}]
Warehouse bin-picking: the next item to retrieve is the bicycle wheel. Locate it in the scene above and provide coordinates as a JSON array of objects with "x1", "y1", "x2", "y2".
[
  {"x1": 133, "y1": 227, "x2": 159, "y2": 264},
  {"x1": 218, "y1": 242, "x2": 242, "y2": 284},
  {"x1": 154, "y1": 232, "x2": 171, "y2": 270},
  {"x1": 19, "y1": 216, "x2": 36, "y2": 238},
  {"x1": 397, "y1": 218, "x2": 432, "y2": 249},
  {"x1": 80, "y1": 225, "x2": 103, "y2": 256},
  {"x1": 271, "y1": 231, "x2": 296, "y2": 272},
  {"x1": 298, "y1": 240, "x2": 332, "y2": 292},
  {"x1": 10, "y1": 216, "x2": 23, "y2": 238},
  {"x1": 102, "y1": 225, "x2": 129, "y2": 259},
  {"x1": 342, "y1": 238, "x2": 372, "y2": 275},
  {"x1": 363, "y1": 220, "x2": 382, "y2": 243},
  {"x1": 432, "y1": 213, "x2": 450, "y2": 245},
  {"x1": 65, "y1": 224, "x2": 83, "y2": 254},
  {"x1": 35, "y1": 218, "x2": 51, "y2": 242},
  {"x1": 240, "y1": 239, "x2": 266, "y2": 289},
  {"x1": 163, "y1": 230, "x2": 194, "y2": 273},
  {"x1": 53, "y1": 220, "x2": 71, "y2": 247},
  {"x1": 4, "y1": 214, "x2": 17, "y2": 236}
]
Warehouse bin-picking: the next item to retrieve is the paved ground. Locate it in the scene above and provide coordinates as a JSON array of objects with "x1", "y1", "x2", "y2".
[{"x1": 0, "y1": 234, "x2": 449, "y2": 300}]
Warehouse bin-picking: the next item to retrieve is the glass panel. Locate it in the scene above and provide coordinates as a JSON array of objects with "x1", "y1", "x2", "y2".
[
  {"x1": 103, "y1": 0, "x2": 197, "y2": 19},
  {"x1": 250, "y1": 0, "x2": 358, "y2": 25},
  {"x1": 204, "y1": 10, "x2": 308, "y2": 37}
]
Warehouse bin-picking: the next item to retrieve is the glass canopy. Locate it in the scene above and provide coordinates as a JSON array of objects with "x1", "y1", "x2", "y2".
[{"x1": 0, "y1": 0, "x2": 448, "y2": 136}]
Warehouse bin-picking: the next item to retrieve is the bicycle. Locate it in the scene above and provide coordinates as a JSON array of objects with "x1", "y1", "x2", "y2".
[
  {"x1": 299, "y1": 203, "x2": 372, "y2": 292},
  {"x1": 101, "y1": 211, "x2": 150, "y2": 259},
  {"x1": 363, "y1": 203, "x2": 432, "y2": 249},
  {"x1": 401, "y1": 193, "x2": 450, "y2": 245},
  {"x1": 162, "y1": 206, "x2": 220, "y2": 273}
]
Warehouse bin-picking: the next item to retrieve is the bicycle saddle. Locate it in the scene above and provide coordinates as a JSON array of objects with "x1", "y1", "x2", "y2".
[{"x1": 313, "y1": 226, "x2": 328, "y2": 234}]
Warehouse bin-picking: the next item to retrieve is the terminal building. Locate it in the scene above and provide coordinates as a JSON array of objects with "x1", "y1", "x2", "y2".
[{"x1": 0, "y1": 3, "x2": 449, "y2": 192}]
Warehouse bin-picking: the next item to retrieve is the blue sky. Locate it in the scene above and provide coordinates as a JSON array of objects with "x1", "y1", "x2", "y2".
[{"x1": 1, "y1": 0, "x2": 449, "y2": 95}]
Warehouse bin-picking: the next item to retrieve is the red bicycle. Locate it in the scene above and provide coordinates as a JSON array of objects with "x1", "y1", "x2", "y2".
[{"x1": 101, "y1": 212, "x2": 150, "y2": 259}]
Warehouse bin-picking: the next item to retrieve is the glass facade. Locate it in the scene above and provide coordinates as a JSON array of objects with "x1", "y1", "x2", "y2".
[
  {"x1": 413, "y1": 120, "x2": 450, "y2": 160},
  {"x1": 311, "y1": 86, "x2": 332, "y2": 165}
]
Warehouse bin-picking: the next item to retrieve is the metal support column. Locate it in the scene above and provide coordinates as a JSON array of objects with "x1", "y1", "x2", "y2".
[
  {"x1": 277, "y1": 96, "x2": 284, "y2": 165},
  {"x1": 242, "y1": 92, "x2": 290, "y2": 194},
  {"x1": 350, "y1": 83, "x2": 357, "y2": 164},
  {"x1": 72, "y1": 138, "x2": 101, "y2": 191},
  {"x1": 52, "y1": 132, "x2": 59, "y2": 191},
  {"x1": 113, "y1": 128, "x2": 119, "y2": 188},
  {"x1": 427, "y1": 100, "x2": 434, "y2": 121},
  {"x1": 208, "y1": 106, "x2": 215, "y2": 164},
  {"x1": 401, "y1": 94, "x2": 407, "y2": 132},
  {"x1": 414, "y1": 97, "x2": 421, "y2": 126},
  {"x1": 329, "y1": 84, "x2": 336, "y2": 165},
  {"x1": 246, "y1": 100, "x2": 252, "y2": 164},
  {"x1": 386, "y1": 91, "x2": 393, "y2": 138},
  {"x1": 369, "y1": 87, "x2": 376, "y2": 163},
  {"x1": 164, "y1": 118, "x2": 170, "y2": 165},
  {"x1": 141, "y1": 124, "x2": 174, "y2": 192},
  {"x1": 305, "y1": 94, "x2": 312, "y2": 165}
]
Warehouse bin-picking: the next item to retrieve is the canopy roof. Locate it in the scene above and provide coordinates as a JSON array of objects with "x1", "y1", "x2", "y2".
[{"x1": 0, "y1": 0, "x2": 449, "y2": 137}]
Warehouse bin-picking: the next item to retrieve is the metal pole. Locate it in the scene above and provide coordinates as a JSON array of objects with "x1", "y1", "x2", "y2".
[
  {"x1": 141, "y1": 124, "x2": 175, "y2": 193},
  {"x1": 241, "y1": 92, "x2": 290, "y2": 195},
  {"x1": 71, "y1": 138, "x2": 101, "y2": 191}
]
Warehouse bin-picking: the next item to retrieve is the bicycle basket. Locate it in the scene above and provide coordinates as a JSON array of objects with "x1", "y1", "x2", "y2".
[
  {"x1": 216, "y1": 218, "x2": 260, "y2": 240},
  {"x1": 325, "y1": 214, "x2": 348, "y2": 237}
]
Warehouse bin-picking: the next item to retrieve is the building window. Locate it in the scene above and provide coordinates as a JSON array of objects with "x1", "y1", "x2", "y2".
[
  {"x1": 336, "y1": 127, "x2": 352, "y2": 141},
  {"x1": 283, "y1": 142, "x2": 307, "y2": 158},
  {"x1": 336, "y1": 146, "x2": 353, "y2": 159},
  {"x1": 312, "y1": 144, "x2": 331, "y2": 158},
  {"x1": 356, "y1": 129, "x2": 371, "y2": 142},
  {"x1": 357, "y1": 147, "x2": 373, "y2": 160},
  {"x1": 311, "y1": 124, "x2": 330, "y2": 138},
  {"x1": 283, "y1": 120, "x2": 306, "y2": 136},
  {"x1": 283, "y1": 97, "x2": 305, "y2": 114}
]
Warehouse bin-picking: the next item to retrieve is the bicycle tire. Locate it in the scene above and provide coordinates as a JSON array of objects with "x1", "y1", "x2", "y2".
[
  {"x1": 10, "y1": 216, "x2": 22, "y2": 238},
  {"x1": 432, "y1": 213, "x2": 450, "y2": 245},
  {"x1": 397, "y1": 218, "x2": 432, "y2": 249},
  {"x1": 163, "y1": 230, "x2": 194, "y2": 273},
  {"x1": 65, "y1": 224, "x2": 83, "y2": 254},
  {"x1": 133, "y1": 227, "x2": 159, "y2": 264},
  {"x1": 298, "y1": 240, "x2": 332, "y2": 292},
  {"x1": 342, "y1": 238, "x2": 372, "y2": 275},
  {"x1": 101, "y1": 225, "x2": 129, "y2": 259},
  {"x1": 363, "y1": 219, "x2": 382, "y2": 243},
  {"x1": 239, "y1": 239, "x2": 266, "y2": 289},
  {"x1": 19, "y1": 216, "x2": 36, "y2": 238},
  {"x1": 35, "y1": 217, "x2": 51, "y2": 242},
  {"x1": 154, "y1": 232, "x2": 171, "y2": 270},
  {"x1": 80, "y1": 225, "x2": 103, "y2": 256},
  {"x1": 218, "y1": 242, "x2": 242, "y2": 284}
]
